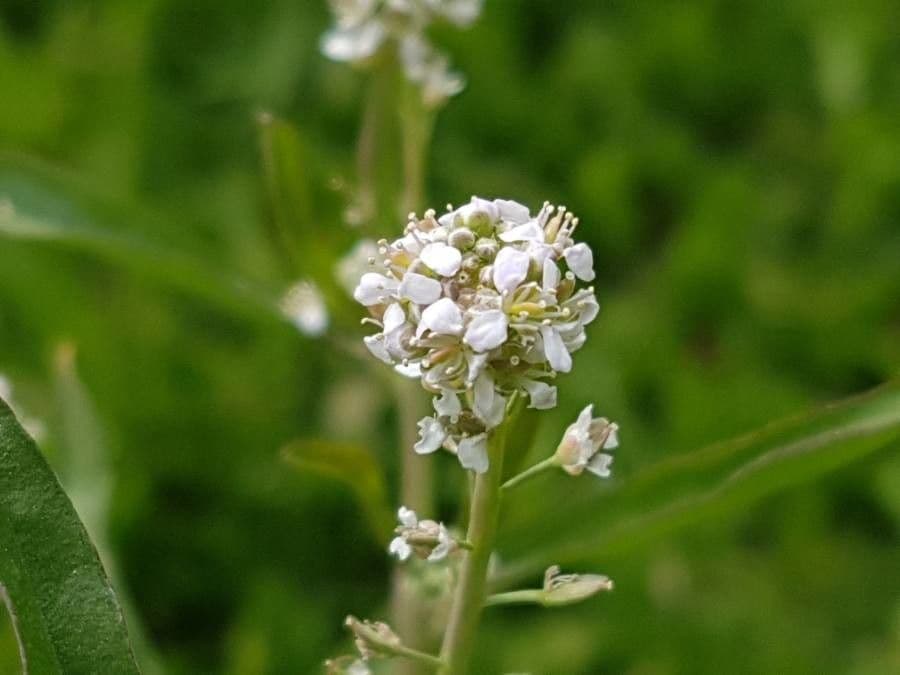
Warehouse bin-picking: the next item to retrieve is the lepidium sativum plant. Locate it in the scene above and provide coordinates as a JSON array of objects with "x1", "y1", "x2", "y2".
[
  {"x1": 331, "y1": 198, "x2": 619, "y2": 674},
  {"x1": 320, "y1": 2, "x2": 619, "y2": 673}
]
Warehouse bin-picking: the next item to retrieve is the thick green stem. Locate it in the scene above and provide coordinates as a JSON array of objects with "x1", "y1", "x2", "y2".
[
  {"x1": 438, "y1": 427, "x2": 509, "y2": 674},
  {"x1": 483, "y1": 589, "x2": 543, "y2": 608}
]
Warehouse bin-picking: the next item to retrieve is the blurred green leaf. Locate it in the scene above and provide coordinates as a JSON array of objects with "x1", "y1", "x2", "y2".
[
  {"x1": 497, "y1": 381, "x2": 900, "y2": 587},
  {"x1": 282, "y1": 439, "x2": 394, "y2": 544},
  {"x1": 0, "y1": 159, "x2": 282, "y2": 323},
  {"x1": 0, "y1": 396, "x2": 139, "y2": 673}
]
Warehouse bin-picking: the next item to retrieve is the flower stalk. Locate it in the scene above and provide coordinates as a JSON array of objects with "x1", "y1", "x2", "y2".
[{"x1": 437, "y1": 418, "x2": 510, "y2": 674}]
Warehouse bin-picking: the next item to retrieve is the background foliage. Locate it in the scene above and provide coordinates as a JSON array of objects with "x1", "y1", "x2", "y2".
[{"x1": 1, "y1": 1, "x2": 899, "y2": 673}]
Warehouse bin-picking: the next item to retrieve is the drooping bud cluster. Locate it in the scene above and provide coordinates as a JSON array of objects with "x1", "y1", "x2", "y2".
[
  {"x1": 353, "y1": 196, "x2": 600, "y2": 472},
  {"x1": 321, "y1": 0, "x2": 483, "y2": 107}
]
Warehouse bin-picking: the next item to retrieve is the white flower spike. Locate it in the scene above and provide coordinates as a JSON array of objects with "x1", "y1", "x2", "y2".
[{"x1": 353, "y1": 198, "x2": 601, "y2": 472}]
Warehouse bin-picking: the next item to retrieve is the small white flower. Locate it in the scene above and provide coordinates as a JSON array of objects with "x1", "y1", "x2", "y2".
[
  {"x1": 464, "y1": 309, "x2": 508, "y2": 352},
  {"x1": 564, "y1": 242, "x2": 595, "y2": 282},
  {"x1": 414, "y1": 416, "x2": 447, "y2": 454},
  {"x1": 389, "y1": 506, "x2": 458, "y2": 562},
  {"x1": 457, "y1": 433, "x2": 488, "y2": 473},
  {"x1": 554, "y1": 405, "x2": 619, "y2": 477},
  {"x1": 388, "y1": 535, "x2": 413, "y2": 561},
  {"x1": 427, "y1": 523, "x2": 454, "y2": 561},
  {"x1": 492, "y1": 247, "x2": 531, "y2": 293},
  {"x1": 321, "y1": 21, "x2": 386, "y2": 62},
  {"x1": 398, "y1": 272, "x2": 443, "y2": 305},
  {"x1": 418, "y1": 297, "x2": 464, "y2": 336}
]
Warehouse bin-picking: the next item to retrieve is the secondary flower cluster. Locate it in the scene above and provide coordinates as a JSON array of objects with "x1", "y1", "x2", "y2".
[
  {"x1": 321, "y1": 0, "x2": 483, "y2": 106},
  {"x1": 353, "y1": 196, "x2": 600, "y2": 473}
]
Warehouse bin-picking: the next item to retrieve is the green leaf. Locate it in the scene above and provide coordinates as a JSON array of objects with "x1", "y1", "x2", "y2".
[
  {"x1": 281, "y1": 439, "x2": 394, "y2": 544},
  {"x1": 0, "y1": 396, "x2": 140, "y2": 673},
  {"x1": 0, "y1": 158, "x2": 282, "y2": 323},
  {"x1": 495, "y1": 382, "x2": 900, "y2": 588}
]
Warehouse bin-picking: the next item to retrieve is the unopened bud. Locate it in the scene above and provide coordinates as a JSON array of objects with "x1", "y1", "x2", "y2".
[
  {"x1": 448, "y1": 227, "x2": 476, "y2": 250},
  {"x1": 541, "y1": 565, "x2": 613, "y2": 606},
  {"x1": 474, "y1": 237, "x2": 498, "y2": 261},
  {"x1": 345, "y1": 616, "x2": 401, "y2": 660}
]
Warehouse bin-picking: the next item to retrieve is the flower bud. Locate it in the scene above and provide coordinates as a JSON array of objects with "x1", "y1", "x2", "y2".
[
  {"x1": 448, "y1": 227, "x2": 476, "y2": 250},
  {"x1": 344, "y1": 616, "x2": 402, "y2": 660},
  {"x1": 474, "y1": 237, "x2": 498, "y2": 261},
  {"x1": 541, "y1": 565, "x2": 614, "y2": 606},
  {"x1": 465, "y1": 210, "x2": 494, "y2": 236}
]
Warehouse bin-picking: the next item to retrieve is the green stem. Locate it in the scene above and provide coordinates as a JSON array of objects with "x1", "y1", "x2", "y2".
[
  {"x1": 483, "y1": 589, "x2": 543, "y2": 608},
  {"x1": 501, "y1": 457, "x2": 557, "y2": 491},
  {"x1": 388, "y1": 644, "x2": 445, "y2": 670},
  {"x1": 438, "y1": 425, "x2": 510, "y2": 674}
]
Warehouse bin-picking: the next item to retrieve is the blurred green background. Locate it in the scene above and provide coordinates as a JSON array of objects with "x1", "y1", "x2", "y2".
[{"x1": 1, "y1": 0, "x2": 900, "y2": 673}]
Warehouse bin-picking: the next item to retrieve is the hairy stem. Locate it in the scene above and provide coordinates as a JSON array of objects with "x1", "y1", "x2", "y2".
[{"x1": 438, "y1": 426, "x2": 509, "y2": 674}]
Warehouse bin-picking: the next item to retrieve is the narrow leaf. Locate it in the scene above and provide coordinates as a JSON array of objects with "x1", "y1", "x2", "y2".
[
  {"x1": 282, "y1": 439, "x2": 394, "y2": 544},
  {"x1": 0, "y1": 397, "x2": 140, "y2": 673}
]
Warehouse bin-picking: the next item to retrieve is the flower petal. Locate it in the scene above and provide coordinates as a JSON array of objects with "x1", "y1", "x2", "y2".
[
  {"x1": 420, "y1": 242, "x2": 463, "y2": 276},
  {"x1": 499, "y1": 221, "x2": 545, "y2": 243},
  {"x1": 492, "y1": 247, "x2": 531, "y2": 293},
  {"x1": 320, "y1": 21, "x2": 385, "y2": 62},
  {"x1": 354, "y1": 272, "x2": 398, "y2": 306},
  {"x1": 457, "y1": 434, "x2": 489, "y2": 473},
  {"x1": 382, "y1": 302, "x2": 406, "y2": 334},
  {"x1": 563, "y1": 243, "x2": 595, "y2": 281},
  {"x1": 363, "y1": 334, "x2": 393, "y2": 364},
  {"x1": 399, "y1": 272, "x2": 442, "y2": 304},
  {"x1": 473, "y1": 372, "x2": 506, "y2": 429},
  {"x1": 433, "y1": 388, "x2": 462, "y2": 419},
  {"x1": 541, "y1": 325, "x2": 573, "y2": 372},
  {"x1": 521, "y1": 379, "x2": 557, "y2": 410},
  {"x1": 464, "y1": 309, "x2": 508, "y2": 352},
  {"x1": 493, "y1": 198, "x2": 531, "y2": 224},
  {"x1": 586, "y1": 452, "x2": 614, "y2": 478},
  {"x1": 414, "y1": 416, "x2": 446, "y2": 454},
  {"x1": 389, "y1": 536, "x2": 413, "y2": 561},
  {"x1": 419, "y1": 297, "x2": 464, "y2": 336},
  {"x1": 542, "y1": 258, "x2": 561, "y2": 292}
]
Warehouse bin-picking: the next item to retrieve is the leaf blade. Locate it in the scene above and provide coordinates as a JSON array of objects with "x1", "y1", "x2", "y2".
[{"x1": 0, "y1": 397, "x2": 140, "y2": 673}]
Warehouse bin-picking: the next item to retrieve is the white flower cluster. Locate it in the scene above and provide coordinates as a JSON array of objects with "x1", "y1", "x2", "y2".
[
  {"x1": 321, "y1": 0, "x2": 483, "y2": 106},
  {"x1": 353, "y1": 196, "x2": 600, "y2": 473}
]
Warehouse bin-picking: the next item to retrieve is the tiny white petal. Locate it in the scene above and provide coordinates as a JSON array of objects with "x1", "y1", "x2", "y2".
[
  {"x1": 397, "y1": 506, "x2": 418, "y2": 528},
  {"x1": 492, "y1": 247, "x2": 531, "y2": 293},
  {"x1": 418, "y1": 297, "x2": 464, "y2": 336},
  {"x1": 465, "y1": 351, "x2": 489, "y2": 385},
  {"x1": 458, "y1": 197, "x2": 499, "y2": 224},
  {"x1": 579, "y1": 294, "x2": 600, "y2": 325},
  {"x1": 586, "y1": 452, "x2": 614, "y2": 478},
  {"x1": 433, "y1": 388, "x2": 462, "y2": 419},
  {"x1": 521, "y1": 379, "x2": 557, "y2": 410},
  {"x1": 420, "y1": 242, "x2": 463, "y2": 276},
  {"x1": 499, "y1": 221, "x2": 545, "y2": 243},
  {"x1": 464, "y1": 310, "x2": 508, "y2": 352},
  {"x1": 493, "y1": 198, "x2": 531, "y2": 224},
  {"x1": 415, "y1": 416, "x2": 447, "y2": 454},
  {"x1": 457, "y1": 434, "x2": 489, "y2": 473},
  {"x1": 427, "y1": 524, "x2": 453, "y2": 561},
  {"x1": 382, "y1": 302, "x2": 406, "y2": 334},
  {"x1": 473, "y1": 372, "x2": 506, "y2": 429},
  {"x1": 541, "y1": 325, "x2": 573, "y2": 373},
  {"x1": 575, "y1": 404, "x2": 594, "y2": 433},
  {"x1": 564, "y1": 243, "x2": 595, "y2": 282},
  {"x1": 399, "y1": 272, "x2": 442, "y2": 304},
  {"x1": 354, "y1": 272, "x2": 398, "y2": 306},
  {"x1": 603, "y1": 424, "x2": 619, "y2": 450},
  {"x1": 363, "y1": 334, "x2": 393, "y2": 364},
  {"x1": 321, "y1": 21, "x2": 385, "y2": 62},
  {"x1": 542, "y1": 258, "x2": 561, "y2": 292},
  {"x1": 394, "y1": 362, "x2": 421, "y2": 378},
  {"x1": 389, "y1": 536, "x2": 413, "y2": 561}
]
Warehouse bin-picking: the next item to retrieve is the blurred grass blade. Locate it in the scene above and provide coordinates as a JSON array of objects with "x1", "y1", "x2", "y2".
[
  {"x1": 0, "y1": 397, "x2": 140, "y2": 673},
  {"x1": 282, "y1": 439, "x2": 394, "y2": 544},
  {"x1": 0, "y1": 159, "x2": 282, "y2": 322},
  {"x1": 52, "y1": 343, "x2": 164, "y2": 675},
  {"x1": 496, "y1": 382, "x2": 900, "y2": 588}
]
